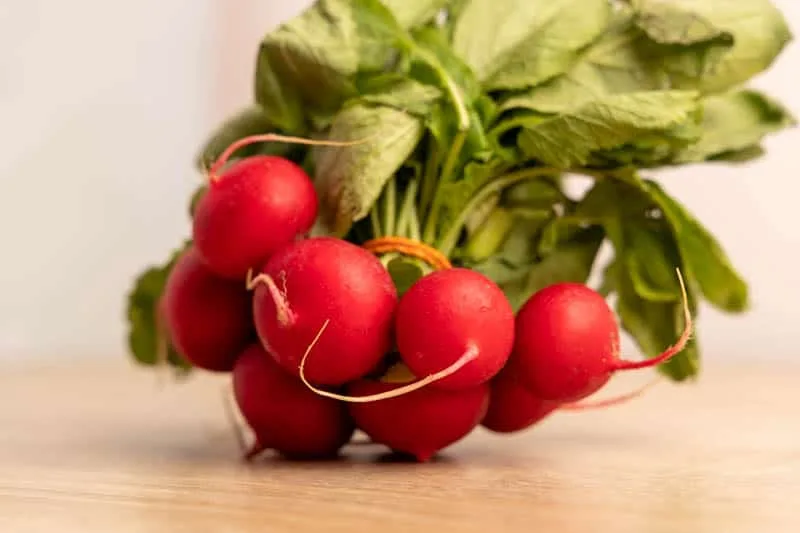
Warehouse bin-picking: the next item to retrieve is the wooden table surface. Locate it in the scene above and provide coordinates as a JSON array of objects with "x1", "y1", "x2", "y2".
[{"x1": 0, "y1": 358, "x2": 798, "y2": 533}]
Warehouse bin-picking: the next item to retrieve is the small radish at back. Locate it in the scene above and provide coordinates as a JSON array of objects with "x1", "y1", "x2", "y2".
[
  {"x1": 481, "y1": 368, "x2": 558, "y2": 434},
  {"x1": 162, "y1": 246, "x2": 253, "y2": 372},
  {"x1": 192, "y1": 155, "x2": 318, "y2": 279},
  {"x1": 251, "y1": 237, "x2": 398, "y2": 386},
  {"x1": 232, "y1": 344, "x2": 354, "y2": 460},
  {"x1": 509, "y1": 274, "x2": 692, "y2": 403},
  {"x1": 394, "y1": 268, "x2": 514, "y2": 390},
  {"x1": 482, "y1": 367, "x2": 660, "y2": 434},
  {"x1": 348, "y1": 378, "x2": 489, "y2": 462}
]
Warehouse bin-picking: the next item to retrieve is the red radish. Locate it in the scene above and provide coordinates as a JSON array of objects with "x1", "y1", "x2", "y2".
[
  {"x1": 250, "y1": 237, "x2": 397, "y2": 386},
  {"x1": 192, "y1": 132, "x2": 372, "y2": 280},
  {"x1": 394, "y1": 268, "x2": 515, "y2": 390},
  {"x1": 509, "y1": 272, "x2": 692, "y2": 403},
  {"x1": 348, "y1": 379, "x2": 489, "y2": 462},
  {"x1": 481, "y1": 368, "x2": 558, "y2": 434},
  {"x1": 232, "y1": 344, "x2": 354, "y2": 460},
  {"x1": 481, "y1": 368, "x2": 658, "y2": 434},
  {"x1": 161, "y1": 246, "x2": 253, "y2": 372},
  {"x1": 192, "y1": 155, "x2": 318, "y2": 279}
]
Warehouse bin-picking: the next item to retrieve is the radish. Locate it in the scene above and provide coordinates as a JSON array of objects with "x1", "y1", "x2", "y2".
[
  {"x1": 509, "y1": 271, "x2": 692, "y2": 403},
  {"x1": 481, "y1": 368, "x2": 558, "y2": 434},
  {"x1": 393, "y1": 268, "x2": 515, "y2": 390},
  {"x1": 250, "y1": 237, "x2": 398, "y2": 386},
  {"x1": 232, "y1": 344, "x2": 354, "y2": 460},
  {"x1": 192, "y1": 133, "x2": 372, "y2": 280},
  {"x1": 192, "y1": 155, "x2": 317, "y2": 279},
  {"x1": 161, "y1": 246, "x2": 253, "y2": 371},
  {"x1": 348, "y1": 378, "x2": 489, "y2": 462},
  {"x1": 482, "y1": 368, "x2": 658, "y2": 434}
]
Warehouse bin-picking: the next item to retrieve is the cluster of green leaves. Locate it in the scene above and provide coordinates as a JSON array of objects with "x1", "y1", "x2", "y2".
[
  {"x1": 128, "y1": 0, "x2": 794, "y2": 380},
  {"x1": 125, "y1": 240, "x2": 192, "y2": 376}
]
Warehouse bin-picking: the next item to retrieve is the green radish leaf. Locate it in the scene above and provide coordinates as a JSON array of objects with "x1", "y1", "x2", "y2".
[
  {"x1": 195, "y1": 105, "x2": 277, "y2": 170},
  {"x1": 435, "y1": 157, "x2": 510, "y2": 239},
  {"x1": 501, "y1": 174, "x2": 566, "y2": 209},
  {"x1": 519, "y1": 225, "x2": 605, "y2": 306},
  {"x1": 497, "y1": 10, "x2": 661, "y2": 113},
  {"x1": 630, "y1": 0, "x2": 734, "y2": 81},
  {"x1": 632, "y1": 0, "x2": 792, "y2": 94},
  {"x1": 386, "y1": 255, "x2": 428, "y2": 296},
  {"x1": 189, "y1": 185, "x2": 207, "y2": 219},
  {"x1": 585, "y1": 122, "x2": 701, "y2": 168},
  {"x1": 470, "y1": 211, "x2": 602, "y2": 310},
  {"x1": 125, "y1": 242, "x2": 193, "y2": 376},
  {"x1": 632, "y1": 0, "x2": 734, "y2": 46},
  {"x1": 380, "y1": 0, "x2": 449, "y2": 29},
  {"x1": 708, "y1": 145, "x2": 766, "y2": 164},
  {"x1": 614, "y1": 259, "x2": 700, "y2": 382},
  {"x1": 439, "y1": 0, "x2": 470, "y2": 41},
  {"x1": 624, "y1": 222, "x2": 683, "y2": 303},
  {"x1": 463, "y1": 207, "x2": 515, "y2": 262},
  {"x1": 500, "y1": 1, "x2": 792, "y2": 113},
  {"x1": 314, "y1": 103, "x2": 424, "y2": 236},
  {"x1": 574, "y1": 176, "x2": 746, "y2": 314},
  {"x1": 255, "y1": 0, "x2": 407, "y2": 131},
  {"x1": 254, "y1": 52, "x2": 306, "y2": 134},
  {"x1": 451, "y1": 0, "x2": 611, "y2": 90},
  {"x1": 673, "y1": 89, "x2": 797, "y2": 164},
  {"x1": 356, "y1": 74, "x2": 443, "y2": 116},
  {"x1": 409, "y1": 25, "x2": 482, "y2": 102},
  {"x1": 517, "y1": 91, "x2": 701, "y2": 168},
  {"x1": 468, "y1": 219, "x2": 546, "y2": 296},
  {"x1": 643, "y1": 180, "x2": 748, "y2": 313}
]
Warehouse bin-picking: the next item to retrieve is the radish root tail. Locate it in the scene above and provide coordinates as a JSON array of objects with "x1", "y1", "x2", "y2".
[
  {"x1": 615, "y1": 268, "x2": 693, "y2": 371},
  {"x1": 246, "y1": 269, "x2": 295, "y2": 327},
  {"x1": 208, "y1": 133, "x2": 377, "y2": 180},
  {"x1": 221, "y1": 384, "x2": 248, "y2": 456},
  {"x1": 560, "y1": 377, "x2": 661, "y2": 411},
  {"x1": 244, "y1": 441, "x2": 267, "y2": 462},
  {"x1": 299, "y1": 320, "x2": 479, "y2": 402}
]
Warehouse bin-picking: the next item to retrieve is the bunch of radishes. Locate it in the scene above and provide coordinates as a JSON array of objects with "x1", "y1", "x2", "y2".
[{"x1": 157, "y1": 139, "x2": 692, "y2": 463}]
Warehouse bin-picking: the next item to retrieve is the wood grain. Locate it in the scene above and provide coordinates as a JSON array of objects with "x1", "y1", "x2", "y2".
[{"x1": 0, "y1": 358, "x2": 798, "y2": 533}]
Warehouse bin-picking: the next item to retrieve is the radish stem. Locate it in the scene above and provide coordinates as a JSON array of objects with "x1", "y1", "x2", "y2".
[
  {"x1": 207, "y1": 133, "x2": 375, "y2": 180},
  {"x1": 246, "y1": 269, "x2": 296, "y2": 327},
  {"x1": 614, "y1": 269, "x2": 693, "y2": 371}
]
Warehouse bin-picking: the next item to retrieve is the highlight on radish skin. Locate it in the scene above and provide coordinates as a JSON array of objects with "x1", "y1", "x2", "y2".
[
  {"x1": 232, "y1": 344, "x2": 355, "y2": 460},
  {"x1": 509, "y1": 269, "x2": 693, "y2": 403},
  {"x1": 250, "y1": 237, "x2": 398, "y2": 386},
  {"x1": 161, "y1": 246, "x2": 253, "y2": 372},
  {"x1": 348, "y1": 379, "x2": 489, "y2": 462},
  {"x1": 394, "y1": 268, "x2": 515, "y2": 390}
]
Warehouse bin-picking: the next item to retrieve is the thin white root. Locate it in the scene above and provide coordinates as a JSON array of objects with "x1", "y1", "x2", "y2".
[
  {"x1": 298, "y1": 320, "x2": 480, "y2": 403},
  {"x1": 246, "y1": 269, "x2": 294, "y2": 327},
  {"x1": 221, "y1": 384, "x2": 248, "y2": 455},
  {"x1": 560, "y1": 376, "x2": 661, "y2": 411}
]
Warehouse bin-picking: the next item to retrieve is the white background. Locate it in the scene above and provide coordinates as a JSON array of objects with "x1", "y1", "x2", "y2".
[{"x1": 0, "y1": 0, "x2": 798, "y2": 362}]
